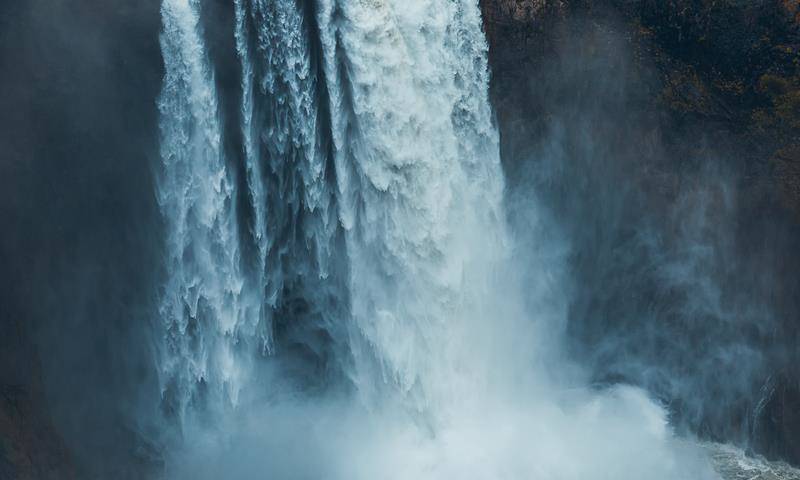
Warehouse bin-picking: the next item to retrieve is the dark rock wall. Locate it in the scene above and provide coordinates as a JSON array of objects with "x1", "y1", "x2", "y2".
[
  {"x1": 482, "y1": 0, "x2": 800, "y2": 465},
  {"x1": 0, "y1": 0, "x2": 165, "y2": 478}
]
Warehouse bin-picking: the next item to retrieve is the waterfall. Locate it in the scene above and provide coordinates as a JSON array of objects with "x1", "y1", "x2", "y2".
[
  {"x1": 157, "y1": 0, "x2": 512, "y2": 419},
  {"x1": 234, "y1": 0, "x2": 341, "y2": 357},
  {"x1": 156, "y1": 1, "x2": 721, "y2": 478},
  {"x1": 157, "y1": 0, "x2": 342, "y2": 421},
  {"x1": 317, "y1": 0, "x2": 525, "y2": 413},
  {"x1": 157, "y1": 0, "x2": 257, "y2": 419}
]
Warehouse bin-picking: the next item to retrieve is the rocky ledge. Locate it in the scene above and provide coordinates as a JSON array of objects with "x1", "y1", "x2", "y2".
[{"x1": 707, "y1": 443, "x2": 800, "y2": 480}]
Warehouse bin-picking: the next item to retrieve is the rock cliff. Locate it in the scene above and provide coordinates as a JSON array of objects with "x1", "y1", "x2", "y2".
[{"x1": 482, "y1": 0, "x2": 800, "y2": 467}]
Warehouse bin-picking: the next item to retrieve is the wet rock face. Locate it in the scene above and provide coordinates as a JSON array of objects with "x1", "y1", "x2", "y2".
[
  {"x1": 0, "y1": 0, "x2": 164, "y2": 478},
  {"x1": 482, "y1": 0, "x2": 800, "y2": 467},
  {"x1": 633, "y1": 0, "x2": 800, "y2": 219},
  {"x1": 707, "y1": 442, "x2": 800, "y2": 480},
  {"x1": 0, "y1": 387, "x2": 76, "y2": 480},
  {"x1": 754, "y1": 375, "x2": 800, "y2": 466},
  {"x1": 481, "y1": 0, "x2": 558, "y2": 23},
  {"x1": 483, "y1": 0, "x2": 800, "y2": 217}
]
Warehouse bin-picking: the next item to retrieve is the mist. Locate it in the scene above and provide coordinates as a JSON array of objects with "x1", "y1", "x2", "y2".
[{"x1": 494, "y1": 7, "x2": 800, "y2": 463}]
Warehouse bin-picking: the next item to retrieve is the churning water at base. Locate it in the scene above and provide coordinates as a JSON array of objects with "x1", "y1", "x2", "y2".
[{"x1": 156, "y1": 0, "x2": 721, "y2": 478}]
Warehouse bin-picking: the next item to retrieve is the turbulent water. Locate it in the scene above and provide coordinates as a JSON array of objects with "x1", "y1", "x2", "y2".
[{"x1": 155, "y1": 0, "x2": 723, "y2": 478}]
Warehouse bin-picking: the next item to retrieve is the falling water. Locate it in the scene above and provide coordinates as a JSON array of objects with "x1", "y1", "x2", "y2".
[
  {"x1": 156, "y1": 0, "x2": 722, "y2": 478},
  {"x1": 317, "y1": 0, "x2": 515, "y2": 412},
  {"x1": 157, "y1": 0, "x2": 257, "y2": 419}
]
